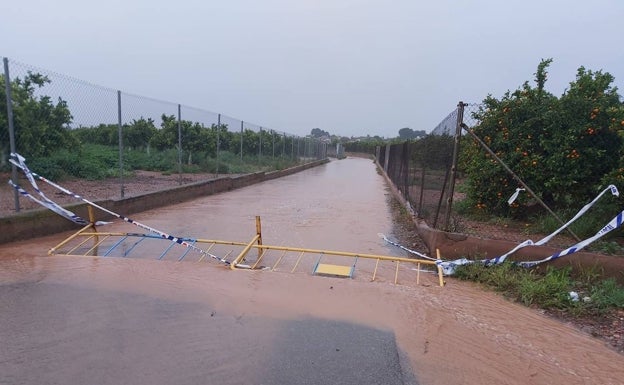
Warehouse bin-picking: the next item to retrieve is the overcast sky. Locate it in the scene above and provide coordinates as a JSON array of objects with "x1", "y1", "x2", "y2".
[{"x1": 2, "y1": 0, "x2": 623, "y2": 138}]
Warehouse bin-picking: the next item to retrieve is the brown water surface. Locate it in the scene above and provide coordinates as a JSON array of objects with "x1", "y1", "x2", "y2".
[{"x1": 1, "y1": 157, "x2": 623, "y2": 384}]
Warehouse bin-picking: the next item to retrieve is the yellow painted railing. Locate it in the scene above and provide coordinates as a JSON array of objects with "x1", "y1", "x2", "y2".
[{"x1": 48, "y1": 216, "x2": 445, "y2": 287}]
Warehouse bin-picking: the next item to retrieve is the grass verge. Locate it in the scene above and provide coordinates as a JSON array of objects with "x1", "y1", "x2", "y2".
[{"x1": 454, "y1": 262, "x2": 624, "y2": 316}]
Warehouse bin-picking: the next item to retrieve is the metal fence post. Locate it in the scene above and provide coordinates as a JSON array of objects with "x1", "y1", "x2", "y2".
[
  {"x1": 3, "y1": 57, "x2": 19, "y2": 212},
  {"x1": 443, "y1": 101, "x2": 464, "y2": 231},
  {"x1": 272, "y1": 130, "x2": 275, "y2": 158},
  {"x1": 177, "y1": 104, "x2": 182, "y2": 185},
  {"x1": 383, "y1": 144, "x2": 390, "y2": 173},
  {"x1": 216, "y1": 113, "x2": 220, "y2": 177},
  {"x1": 259, "y1": 126, "x2": 263, "y2": 159},
  {"x1": 240, "y1": 120, "x2": 244, "y2": 160},
  {"x1": 117, "y1": 90, "x2": 124, "y2": 198}
]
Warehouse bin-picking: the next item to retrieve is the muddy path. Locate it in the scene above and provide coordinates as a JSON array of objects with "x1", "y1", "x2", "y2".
[{"x1": 1, "y1": 157, "x2": 623, "y2": 384}]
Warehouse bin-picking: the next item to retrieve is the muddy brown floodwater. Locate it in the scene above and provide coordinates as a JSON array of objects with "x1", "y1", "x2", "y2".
[{"x1": 1, "y1": 157, "x2": 623, "y2": 385}]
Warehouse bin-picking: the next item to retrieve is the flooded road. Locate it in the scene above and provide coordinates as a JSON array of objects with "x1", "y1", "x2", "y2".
[{"x1": 1, "y1": 157, "x2": 623, "y2": 385}]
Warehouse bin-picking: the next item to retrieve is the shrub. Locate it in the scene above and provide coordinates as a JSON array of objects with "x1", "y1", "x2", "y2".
[{"x1": 462, "y1": 59, "x2": 624, "y2": 217}]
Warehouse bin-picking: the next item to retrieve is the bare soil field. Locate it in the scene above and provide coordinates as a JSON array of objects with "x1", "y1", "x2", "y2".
[{"x1": 1, "y1": 170, "x2": 217, "y2": 214}]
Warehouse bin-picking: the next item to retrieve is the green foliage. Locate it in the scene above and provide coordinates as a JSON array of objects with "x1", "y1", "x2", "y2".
[
  {"x1": 344, "y1": 137, "x2": 389, "y2": 154},
  {"x1": 27, "y1": 143, "x2": 302, "y2": 181},
  {"x1": 589, "y1": 279, "x2": 624, "y2": 311},
  {"x1": 29, "y1": 145, "x2": 119, "y2": 180},
  {"x1": 125, "y1": 118, "x2": 157, "y2": 149},
  {"x1": 462, "y1": 59, "x2": 624, "y2": 217},
  {"x1": 518, "y1": 267, "x2": 572, "y2": 308},
  {"x1": 124, "y1": 147, "x2": 179, "y2": 172},
  {"x1": 454, "y1": 261, "x2": 522, "y2": 293},
  {"x1": 527, "y1": 196, "x2": 620, "y2": 240},
  {"x1": 398, "y1": 127, "x2": 426, "y2": 140},
  {"x1": 237, "y1": 129, "x2": 260, "y2": 155},
  {"x1": 412, "y1": 134, "x2": 453, "y2": 170},
  {"x1": 0, "y1": 72, "x2": 77, "y2": 164},
  {"x1": 73, "y1": 119, "x2": 157, "y2": 149},
  {"x1": 590, "y1": 240, "x2": 624, "y2": 255},
  {"x1": 149, "y1": 114, "x2": 179, "y2": 151},
  {"x1": 71, "y1": 116, "x2": 305, "y2": 164},
  {"x1": 454, "y1": 262, "x2": 624, "y2": 315},
  {"x1": 310, "y1": 128, "x2": 329, "y2": 138},
  {"x1": 73, "y1": 124, "x2": 118, "y2": 146}
]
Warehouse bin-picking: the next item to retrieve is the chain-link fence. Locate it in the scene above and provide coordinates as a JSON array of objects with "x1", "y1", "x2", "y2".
[
  {"x1": 379, "y1": 101, "x2": 575, "y2": 234},
  {"x1": 2, "y1": 57, "x2": 327, "y2": 214},
  {"x1": 378, "y1": 102, "x2": 481, "y2": 231}
]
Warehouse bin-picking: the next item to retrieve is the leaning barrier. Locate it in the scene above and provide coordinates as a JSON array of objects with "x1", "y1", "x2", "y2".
[
  {"x1": 14, "y1": 151, "x2": 624, "y2": 284},
  {"x1": 49, "y1": 213, "x2": 445, "y2": 287},
  {"x1": 10, "y1": 153, "x2": 444, "y2": 287}
]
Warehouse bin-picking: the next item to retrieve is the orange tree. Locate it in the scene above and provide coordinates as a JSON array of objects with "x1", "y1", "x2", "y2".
[
  {"x1": 461, "y1": 59, "x2": 624, "y2": 217},
  {"x1": 1, "y1": 72, "x2": 76, "y2": 161}
]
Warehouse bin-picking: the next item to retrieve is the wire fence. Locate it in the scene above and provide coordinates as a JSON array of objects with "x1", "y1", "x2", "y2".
[
  {"x1": 377, "y1": 102, "x2": 481, "y2": 231},
  {"x1": 379, "y1": 101, "x2": 596, "y2": 241},
  {"x1": 1, "y1": 57, "x2": 328, "y2": 214}
]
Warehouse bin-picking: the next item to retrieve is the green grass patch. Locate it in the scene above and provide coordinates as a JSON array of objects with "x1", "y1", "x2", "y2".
[
  {"x1": 454, "y1": 262, "x2": 624, "y2": 316},
  {"x1": 26, "y1": 146, "x2": 303, "y2": 180}
]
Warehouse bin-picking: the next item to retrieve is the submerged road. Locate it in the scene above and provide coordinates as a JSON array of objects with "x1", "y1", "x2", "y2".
[
  {"x1": 2, "y1": 157, "x2": 624, "y2": 385},
  {"x1": 0, "y1": 157, "x2": 420, "y2": 385}
]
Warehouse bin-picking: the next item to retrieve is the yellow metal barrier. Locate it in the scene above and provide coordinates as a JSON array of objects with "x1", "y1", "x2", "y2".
[{"x1": 48, "y1": 215, "x2": 445, "y2": 287}]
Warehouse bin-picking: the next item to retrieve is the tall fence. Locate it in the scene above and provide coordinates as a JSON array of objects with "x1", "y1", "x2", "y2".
[
  {"x1": 378, "y1": 102, "x2": 480, "y2": 231},
  {"x1": 379, "y1": 102, "x2": 590, "y2": 241},
  {"x1": 1, "y1": 57, "x2": 328, "y2": 213}
]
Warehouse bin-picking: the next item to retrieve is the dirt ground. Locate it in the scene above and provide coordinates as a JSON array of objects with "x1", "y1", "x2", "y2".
[
  {"x1": 2, "y1": 169, "x2": 623, "y2": 356},
  {"x1": 1, "y1": 171, "x2": 218, "y2": 214}
]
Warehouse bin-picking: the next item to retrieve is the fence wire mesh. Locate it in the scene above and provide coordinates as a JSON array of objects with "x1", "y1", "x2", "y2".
[
  {"x1": 379, "y1": 103, "x2": 482, "y2": 231},
  {"x1": 1, "y1": 57, "x2": 327, "y2": 214},
  {"x1": 380, "y1": 101, "x2": 574, "y2": 233}
]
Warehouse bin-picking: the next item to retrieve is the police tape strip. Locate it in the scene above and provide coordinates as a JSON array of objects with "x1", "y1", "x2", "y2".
[
  {"x1": 517, "y1": 210, "x2": 624, "y2": 268},
  {"x1": 377, "y1": 233, "x2": 435, "y2": 261},
  {"x1": 8, "y1": 179, "x2": 89, "y2": 225},
  {"x1": 9, "y1": 153, "x2": 228, "y2": 264},
  {"x1": 381, "y1": 184, "x2": 621, "y2": 275},
  {"x1": 435, "y1": 210, "x2": 624, "y2": 275},
  {"x1": 485, "y1": 184, "x2": 619, "y2": 266},
  {"x1": 9, "y1": 153, "x2": 91, "y2": 225}
]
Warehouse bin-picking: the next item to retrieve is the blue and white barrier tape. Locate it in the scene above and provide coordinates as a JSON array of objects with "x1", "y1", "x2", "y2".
[
  {"x1": 436, "y1": 210, "x2": 623, "y2": 275},
  {"x1": 383, "y1": 185, "x2": 621, "y2": 275},
  {"x1": 9, "y1": 153, "x2": 228, "y2": 264},
  {"x1": 377, "y1": 233, "x2": 435, "y2": 261},
  {"x1": 9, "y1": 153, "x2": 92, "y2": 225},
  {"x1": 484, "y1": 184, "x2": 619, "y2": 266},
  {"x1": 507, "y1": 188, "x2": 525, "y2": 205},
  {"x1": 517, "y1": 210, "x2": 624, "y2": 268},
  {"x1": 8, "y1": 180, "x2": 89, "y2": 225}
]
